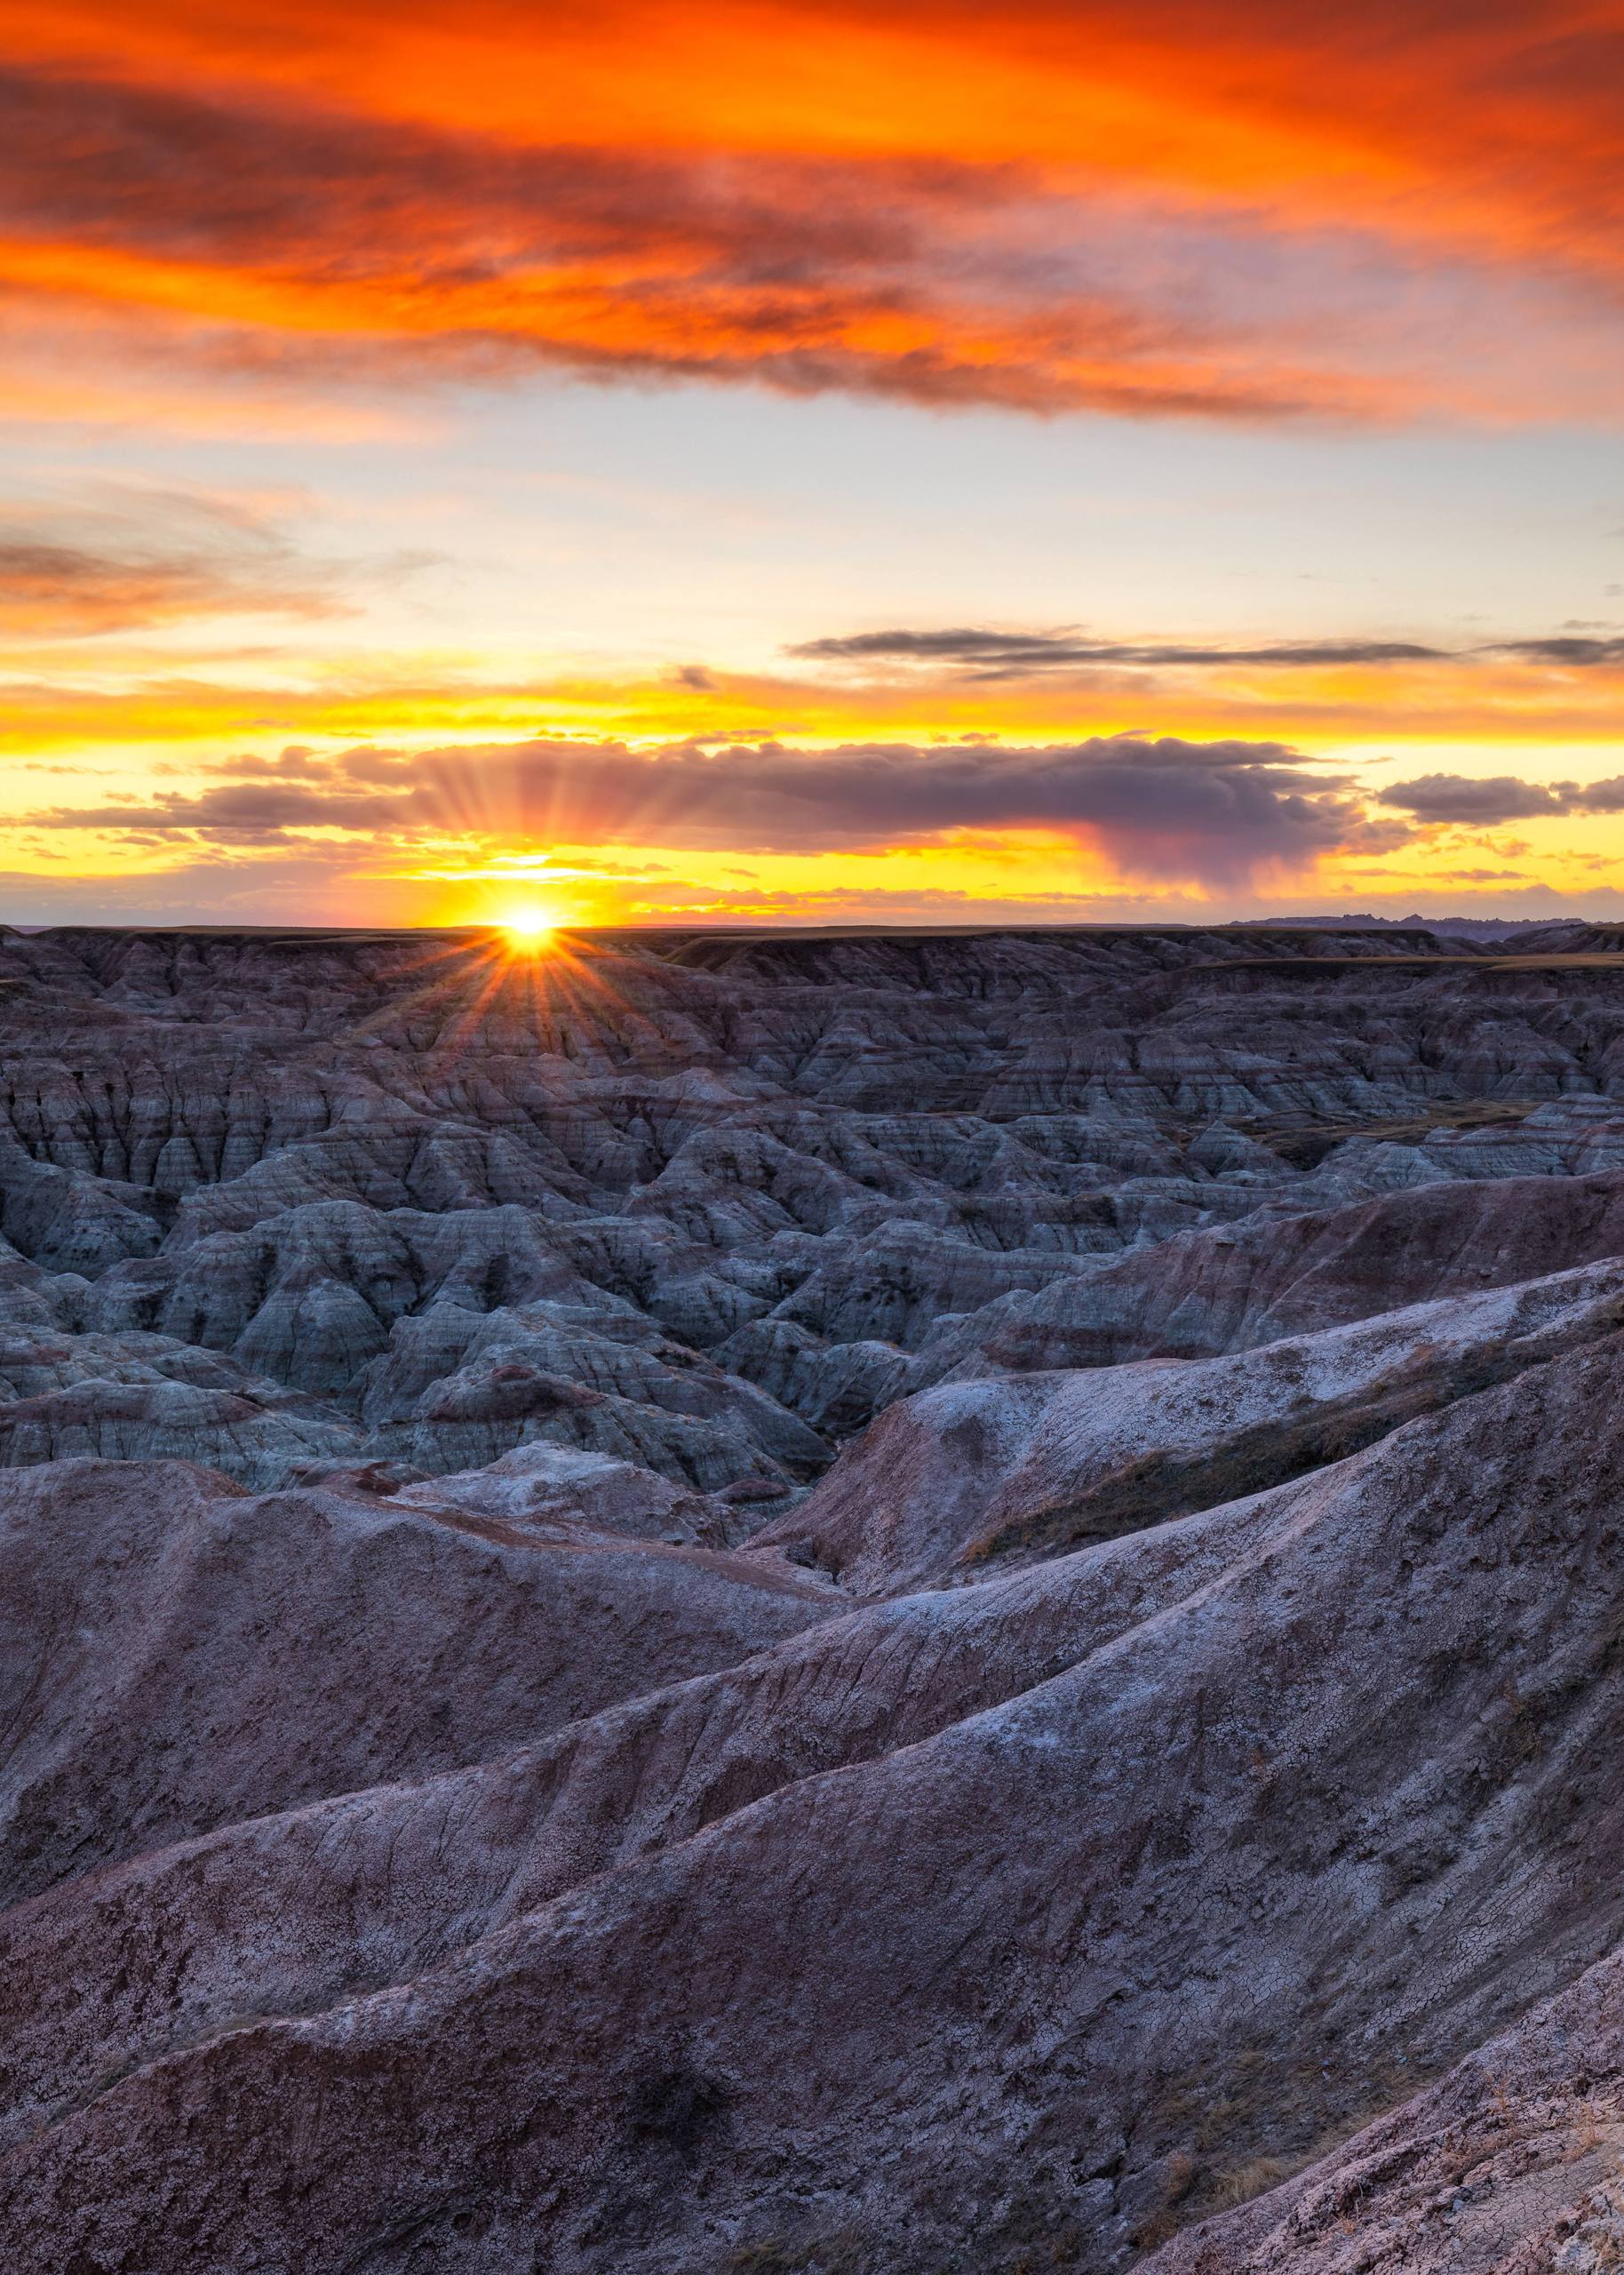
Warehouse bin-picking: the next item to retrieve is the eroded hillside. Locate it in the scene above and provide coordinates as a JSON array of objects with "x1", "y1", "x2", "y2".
[{"x1": 6, "y1": 920, "x2": 1624, "y2": 2271}]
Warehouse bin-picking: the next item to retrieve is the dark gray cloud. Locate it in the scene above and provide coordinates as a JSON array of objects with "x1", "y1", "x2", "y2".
[
  {"x1": 792, "y1": 627, "x2": 1446, "y2": 678},
  {"x1": 35, "y1": 731, "x2": 1388, "y2": 883},
  {"x1": 795, "y1": 624, "x2": 1624, "y2": 682},
  {"x1": 1376, "y1": 774, "x2": 1574, "y2": 823},
  {"x1": 44, "y1": 778, "x2": 405, "y2": 845},
  {"x1": 1493, "y1": 637, "x2": 1624, "y2": 666},
  {"x1": 1377, "y1": 771, "x2": 1624, "y2": 823}
]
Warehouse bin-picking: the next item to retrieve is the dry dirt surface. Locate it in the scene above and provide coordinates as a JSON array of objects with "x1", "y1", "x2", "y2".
[{"x1": 7, "y1": 918, "x2": 1624, "y2": 2270}]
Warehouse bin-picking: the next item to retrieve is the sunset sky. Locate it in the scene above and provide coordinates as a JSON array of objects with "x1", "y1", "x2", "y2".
[{"x1": 9, "y1": 0, "x2": 1624, "y2": 928}]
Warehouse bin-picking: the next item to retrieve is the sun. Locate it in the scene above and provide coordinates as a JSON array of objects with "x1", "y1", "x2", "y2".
[{"x1": 498, "y1": 907, "x2": 557, "y2": 951}]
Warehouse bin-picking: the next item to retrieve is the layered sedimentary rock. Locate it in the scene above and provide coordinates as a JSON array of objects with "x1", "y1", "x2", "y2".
[
  {"x1": 7, "y1": 920, "x2": 1624, "y2": 2270},
  {"x1": 6, "y1": 918, "x2": 1624, "y2": 1487}
]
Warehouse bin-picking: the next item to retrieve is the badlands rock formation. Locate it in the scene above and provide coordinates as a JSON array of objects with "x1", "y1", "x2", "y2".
[{"x1": 7, "y1": 918, "x2": 1624, "y2": 2269}]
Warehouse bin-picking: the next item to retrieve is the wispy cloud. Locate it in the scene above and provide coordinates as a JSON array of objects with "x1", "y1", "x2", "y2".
[
  {"x1": 1493, "y1": 637, "x2": 1624, "y2": 667},
  {"x1": 794, "y1": 627, "x2": 1452, "y2": 676},
  {"x1": 0, "y1": 485, "x2": 421, "y2": 636}
]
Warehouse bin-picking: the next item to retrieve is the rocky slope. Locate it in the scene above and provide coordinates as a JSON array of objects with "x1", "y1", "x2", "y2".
[{"x1": 6, "y1": 921, "x2": 1624, "y2": 2270}]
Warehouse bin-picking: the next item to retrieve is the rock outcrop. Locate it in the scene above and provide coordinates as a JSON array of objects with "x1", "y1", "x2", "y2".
[{"x1": 752, "y1": 1253, "x2": 1624, "y2": 1590}]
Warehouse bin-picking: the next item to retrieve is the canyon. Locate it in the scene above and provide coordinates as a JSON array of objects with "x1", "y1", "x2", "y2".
[{"x1": 5, "y1": 919, "x2": 1624, "y2": 2270}]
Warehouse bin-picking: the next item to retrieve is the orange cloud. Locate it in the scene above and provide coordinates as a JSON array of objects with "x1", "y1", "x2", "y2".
[{"x1": 5, "y1": 3, "x2": 1624, "y2": 423}]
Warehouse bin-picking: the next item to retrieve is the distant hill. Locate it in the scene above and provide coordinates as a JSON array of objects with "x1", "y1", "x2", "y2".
[{"x1": 1243, "y1": 911, "x2": 1611, "y2": 939}]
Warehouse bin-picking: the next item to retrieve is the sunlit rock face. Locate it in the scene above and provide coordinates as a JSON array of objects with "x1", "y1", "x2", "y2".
[{"x1": 10, "y1": 920, "x2": 1624, "y2": 2270}]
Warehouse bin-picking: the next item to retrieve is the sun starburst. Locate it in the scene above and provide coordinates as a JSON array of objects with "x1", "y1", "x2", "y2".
[{"x1": 499, "y1": 908, "x2": 557, "y2": 951}]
